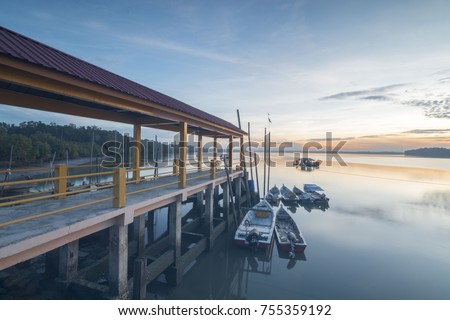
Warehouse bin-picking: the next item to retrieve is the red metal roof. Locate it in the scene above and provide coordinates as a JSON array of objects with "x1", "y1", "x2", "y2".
[{"x1": 0, "y1": 26, "x2": 245, "y2": 135}]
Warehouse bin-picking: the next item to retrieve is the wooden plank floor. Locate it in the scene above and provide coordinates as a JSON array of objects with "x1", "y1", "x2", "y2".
[{"x1": 0, "y1": 169, "x2": 242, "y2": 270}]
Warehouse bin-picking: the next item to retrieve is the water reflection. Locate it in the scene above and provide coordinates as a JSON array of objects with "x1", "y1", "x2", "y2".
[{"x1": 151, "y1": 154, "x2": 450, "y2": 299}]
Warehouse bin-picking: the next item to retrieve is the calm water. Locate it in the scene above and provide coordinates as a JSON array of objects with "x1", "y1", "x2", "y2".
[{"x1": 151, "y1": 154, "x2": 450, "y2": 300}]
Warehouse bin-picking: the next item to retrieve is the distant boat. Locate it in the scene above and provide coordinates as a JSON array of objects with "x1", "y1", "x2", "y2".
[
  {"x1": 294, "y1": 158, "x2": 322, "y2": 170},
  {"x1": 274, "y1": 206, "x2": 307, "y2": 257},
  {"x1": 234, "y1": 199, "x2": 276, "y2": 250},
  {"x1": 265, "y1": 184, "x2": 280, "y2": 203},
  {"x1": 303, "y1": 184, "x2": 329, "y2": 203},
  {"x1": 279, "y1": 184, "x2": 299, "y2": 203}
]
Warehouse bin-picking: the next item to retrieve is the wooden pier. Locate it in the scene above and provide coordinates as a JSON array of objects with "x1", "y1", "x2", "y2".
[
  {"x1": 0, "y1": 164, "x2": 251, "y2": 298},
  {"x1": 0, "y1": 26, "x2": 254, "y2": 299}
]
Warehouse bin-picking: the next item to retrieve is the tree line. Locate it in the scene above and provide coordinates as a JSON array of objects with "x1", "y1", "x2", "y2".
[{"x1": 0, "y1": 121, "x2": 124, "y2": 164}]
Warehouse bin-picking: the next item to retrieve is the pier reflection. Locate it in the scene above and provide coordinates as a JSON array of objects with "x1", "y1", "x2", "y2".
[{"x1": 148, "y1": 233, "x2": 275, "y2": 300}]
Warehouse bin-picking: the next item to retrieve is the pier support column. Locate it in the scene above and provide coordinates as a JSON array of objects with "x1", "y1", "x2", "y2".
[
  {"x1": 198, "y1": 135, "x2": 203, "y2": 172},
  {"x1": 240, "y1": 136, "x2": 244, "y2": 170},
  {"x1": 235, "y1": 176, "x2": 241, "y2": 219},
  {"x1": 132, "y1": 124, "x2": 142, "y2": 183},
  {"x1": 59, "y1": 240, "x2": 79, "y2": 281},
  {"x1": 178, "y1": 122, "x2": 187, "y2": 189},
  {"x1": 109, "y1": 224, "x2": 128, "y2": 298},
  {"x1": 213, "y1": 185, "x2": 220, "y2": 218},
  {"x1": 167, "y1": 197, "x2": 182, "y2": 285},
  {"x1": 134, "y1": 215, "x2": 145, "y2": 256},
  {"x1": 147, "y1": 210, "x2": 155, "y2": 245},
  {"x1": 45, "y1": 248, "x2": 59, "y2": 280},
  {"x1": 228, "y1": 136, "x2": 233, "y2": 172},
  {"x1": 205, "y1": 185, "x2": 214, "y2": 250},
  {"x1": 213, "y1": 137, "x2": 218, "y2": 162},
  {"x1": 195, "y1": 191, "x2": 203, "y2": 217},
  {"x1": 222, "y1": 182, "x2": 230, "y2": 229}
]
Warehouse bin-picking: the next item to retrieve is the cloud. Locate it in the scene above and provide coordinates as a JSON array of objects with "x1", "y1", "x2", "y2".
[
  {"x1": 402, "y1": 98, "x2": 450, "y2": 119},
  {"x1": 319, "y1": 84, "x2": 407, "y2": 100},
  {"x1": 403, "y1": 128, "x2": 450, "y2": 134},
  {"x1": 125, "y1": 35, "x2": 240, "y2": 64},
  {"x1": 319, "y1": 73, "x2": 450, "y2": 119}
]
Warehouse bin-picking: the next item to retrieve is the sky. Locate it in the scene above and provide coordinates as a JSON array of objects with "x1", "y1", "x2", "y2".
[{"x1": 1, "y1": 0, "x2": 450, "y2": 151}]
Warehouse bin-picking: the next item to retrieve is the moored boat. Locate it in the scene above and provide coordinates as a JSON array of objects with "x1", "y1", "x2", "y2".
[
  {"x1": 293, "y1": 185, "x2": 313, "y2": 203},
  {"x1": 274, "y1": 206, "x2": 307, "y2": 257},
  {"x1": 303, "y1": 184, "x2": 329, "y2": 203},
  {"x1": 265, "y1": 184, "x2": 280, "y2": 203},
  {"x1": 234, "y1": 199, "x2": 276, "y2": 250},
  {"x1": 279, "y1": 184, "x2": 299, "y2": 203}
]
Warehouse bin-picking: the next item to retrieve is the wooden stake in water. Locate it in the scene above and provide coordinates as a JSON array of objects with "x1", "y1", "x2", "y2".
[{"x1": 263, "y1": 127, "x2": 267, "y2": 197}]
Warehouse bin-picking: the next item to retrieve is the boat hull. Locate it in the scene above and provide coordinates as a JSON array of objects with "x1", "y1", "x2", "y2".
[{"x1": 274, "y1": 207, "x2": 307, "y2": 254}]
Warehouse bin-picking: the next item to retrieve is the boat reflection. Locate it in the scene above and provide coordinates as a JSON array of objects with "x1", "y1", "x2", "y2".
[{"x1": 279, "y1": 198, "x2": 330, "y2": 213}]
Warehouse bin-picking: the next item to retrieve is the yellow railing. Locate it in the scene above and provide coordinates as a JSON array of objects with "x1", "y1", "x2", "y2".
[{"x1": 0, "y1": 158, "x2": 235, "y2": 228}]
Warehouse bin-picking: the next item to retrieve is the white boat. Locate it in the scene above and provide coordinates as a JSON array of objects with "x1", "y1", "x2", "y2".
[{"x1": 234, "y1": 199, "x2": 276, "y2": 250}]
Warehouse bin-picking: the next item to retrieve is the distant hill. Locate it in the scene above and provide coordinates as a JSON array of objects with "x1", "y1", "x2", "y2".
[{"x1": 404, "y1": 147, "x2": 450, "y2": 158}]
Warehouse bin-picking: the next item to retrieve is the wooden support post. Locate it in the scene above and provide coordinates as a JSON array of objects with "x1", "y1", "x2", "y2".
[
  {"x1": 205, "y1": 185, "x2": 214, "y2": 250},
  {"x1": 168, "y1": 198, "x2": 182, "y2": 285},
  {"x1": 198, "y1": 135, "x2": 203, "y2": 172},
  {"x1": 113, "y1": 167, "x2": 126, "y2": 208},
  {"x1": 173, "y1": 159, "x2": 179, "y2": 176},
  {"x1": 133, "y1": 258, "x2": 146, "y2": 300},
  {"x1": 228, "y1": 136, "x2": 233, "y2": 173},
  {"x1": 147, "y1": 210, "x2": 155, "y2": 245},
  {"x1": 178, "y1": 122, "x2": 187, "y2": 189},
  {"x1": 240, "y1": 136, "x2": 244, "y2": 170},
  {"x1": 45, "y1": 249, "x2": 59, "y2": 280},
  {"x1": 109, "y1": 224, "x2": 128, "y2": 298},
  {"x1": 222, "y1": 182, "x2": 230, "y2": 228},
  {"x1": 134, "y1": 215, "x2": 145, "y2": 257},
  {"x1": 210, "y1": 159, "x2": 216, "y2": 180},
  {"x1": 132, "y1": 124, "x2": 141, "y2": 183},
  {"x1": 213, "y1": 185, "x2": 220, "y2": 218},
  {"x1": 196, "y1": 191, "x2": 203, "y2": 217},
  {"x1": 213, "y1": 137, "x2": 218, "y2": 162},
  {"x1": 58, "y1": 240, "x2": 79, "y2": 281},
  {"x1": 54, "y1": 164, "x2": 67, "y2": 199},
  {"x1": 235, "y1": 176, "x2": 241, "y2": 219}
]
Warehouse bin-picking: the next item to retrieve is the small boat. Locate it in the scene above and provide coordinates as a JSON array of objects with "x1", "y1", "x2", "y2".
[
  {"x1": 279, "y1": 184, "x2": 299, "y2": 203},
  {"x1": 234, "y1": 199, "x2": 276, "y2": 250},
  {"x1": 265, "y1": 184, "x2": 280, "y2": 202},
  {"x1": 295, "y1": 158, "x2": 322, "y2": 170},
  {"x1": 293, "y1": 185, "x2": 313, "y2": 203},
  {"x1": 303, "y1": 184, "x2": 329, "y2": 203},
  {"x1": 274, "y1": 206, "x2": 307, "y2": 257}
]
